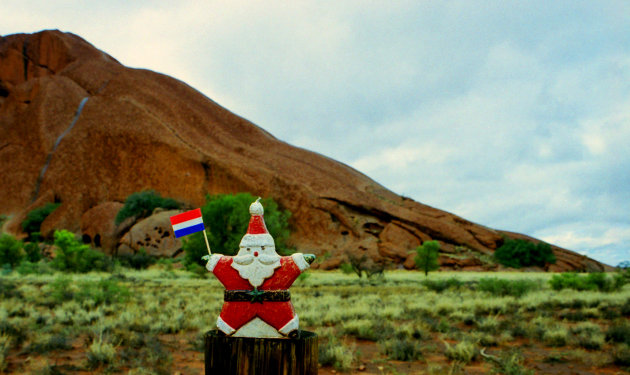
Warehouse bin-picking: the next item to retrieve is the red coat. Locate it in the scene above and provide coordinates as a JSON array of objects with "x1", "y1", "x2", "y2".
[{"x1": 212, "y1": 256, "x2": 302, "y2": 331}]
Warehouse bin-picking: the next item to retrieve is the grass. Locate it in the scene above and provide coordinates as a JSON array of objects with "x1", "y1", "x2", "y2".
[{"x1": 0, "y1": 269, "x2": 627, "y2": 374}]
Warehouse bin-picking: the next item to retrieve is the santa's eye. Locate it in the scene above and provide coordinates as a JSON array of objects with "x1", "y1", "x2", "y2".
[
  {"x1": 247, "y1": 248, "x2": 251, "y2": 251},
  {"x1": 261, "y1": 246, "x2": 265, "y2": 250}
]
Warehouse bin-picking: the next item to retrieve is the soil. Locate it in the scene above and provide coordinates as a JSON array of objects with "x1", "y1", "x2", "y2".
[{"x1": 4, "y1": 332, "x2": 628, "y2": 374}]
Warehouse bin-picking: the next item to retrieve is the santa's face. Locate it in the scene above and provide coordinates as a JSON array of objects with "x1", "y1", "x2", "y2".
[{"x1": 232, "y1": 234, "x2": 281, "y2": 287}]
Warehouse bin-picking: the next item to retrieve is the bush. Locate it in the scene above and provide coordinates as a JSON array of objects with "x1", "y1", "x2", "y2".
[
  {"x1": 606, "y1": 320, "x2": 630, "y2": 345},
  {"x1": 445, "y1": 340, "x2": 478, "y2": 364},
  {"x1": 21, "y1": 203, "x2": 60, "y2": 238},
  {"x1": 494, "y1": 238, "x2": 555, "y2": 268},
  {"x1": 477, "y1": 278, "x2": 540, "y2": 298},
  {"x1": 183, "y1": 193, "x2": 291, "y2": 265},
  {"x1": 115, "y1": 190, "x2": 181, "y2": 225},
  {"x1": 415, "y1": 240, "x2": 440, "y2": 276},
  {"x1": 51, "y1": 230, "x2": 113, "y2": 273},
  {"x1": 117, "y1": 249, "x2": 156, "y2": 270},
  {"x1": 549, "y1": 272, "x2": 623, "y2": 292},
  {"x1": 0, "y1": 234, "x2": 24, "y2": 268},
  {"x1": 76, "y1": 278, "x2": 130, "y2": 305},
  {"x1": 23, "y1": 241, "x2": 42, "y2": 263},
  {"x1": 87, "y1": 335, "x2": 117, "y2": 368},
  {"x1": 613, "y1": 344, "x2": 630, "y2": 366},
  {"x1": 16, "y1": 260, "x2": 52, "y2": 275},
  {"x1": 380, "y1": 337, "x2": 423, "y2": 361},
  {"x1": 422, "y1": 277, "x2": 463, "y2": 292}
]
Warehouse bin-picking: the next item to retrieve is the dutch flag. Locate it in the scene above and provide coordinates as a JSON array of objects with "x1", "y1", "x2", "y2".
[{"x1": 169, "y1": 208, "x2": 205, "y2": 238}]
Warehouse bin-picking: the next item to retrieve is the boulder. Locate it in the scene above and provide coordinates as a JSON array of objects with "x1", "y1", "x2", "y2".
[
  {"x1": 80, "y1": 201, "x2": 123, "y2": 255},
  {"x1": 118, "y1": 210, "x2": 183, "y2": 257}
]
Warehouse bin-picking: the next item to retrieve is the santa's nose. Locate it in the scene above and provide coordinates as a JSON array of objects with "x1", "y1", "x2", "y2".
[{"x1": 254, "y1": 252, "x2": 259, "y2": 257}]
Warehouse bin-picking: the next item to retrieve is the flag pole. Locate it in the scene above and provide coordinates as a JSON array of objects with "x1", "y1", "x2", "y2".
[{"x1": 202, "y1": 228, "x2": 212, "y2": 255}]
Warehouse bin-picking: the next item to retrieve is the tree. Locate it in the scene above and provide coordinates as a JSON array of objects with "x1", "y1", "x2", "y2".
[
  {"x1": 115, "y1": 190, "x2": 181, "y2": 225},
  {"x1": 494, "y1": 238, "x2": 556, "y2": 268},
  {"x1": 51, "y1": 230, "x2": 112, "y2": 273},
  {"x1": 0, "y1": 233, "x2": 24, "y2": 268},
  {"x1": 415, "y1": 240, "x2": 440, "y2": 276},
  {"x1": 22, "y1": 203, "x2": 60, "y2": 239},
  {"x1": 183, "y1": 193, "x2": 292, "y2": 265}
]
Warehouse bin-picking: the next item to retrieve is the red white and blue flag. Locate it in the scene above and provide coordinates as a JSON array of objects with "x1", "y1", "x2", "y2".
[{"x1": 170, "y1": 208, "x2": 205, "y2": 238}]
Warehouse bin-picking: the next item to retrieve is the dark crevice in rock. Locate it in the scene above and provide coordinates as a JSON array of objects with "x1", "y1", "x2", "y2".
[
  {"x1": 32, "y1": 96, "x2": 89, "y2": 202},
  {"x1": 22, "y1": 42, "x2": 28, "y2": 81}
]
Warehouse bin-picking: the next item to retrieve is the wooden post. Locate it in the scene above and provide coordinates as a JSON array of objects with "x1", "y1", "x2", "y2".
[{"x1": 205, "y1": 330, "x2": 318, "y2": 375}]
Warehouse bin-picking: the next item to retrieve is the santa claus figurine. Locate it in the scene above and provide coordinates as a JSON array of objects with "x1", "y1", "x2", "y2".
[{"x1": 204, "y1": 198, "x2": 315, "y2": 338}]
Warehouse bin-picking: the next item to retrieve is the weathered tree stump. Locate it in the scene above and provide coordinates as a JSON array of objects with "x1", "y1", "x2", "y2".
[{"x1": 205, "y1": 330, "x2": 318, "y2": 375}]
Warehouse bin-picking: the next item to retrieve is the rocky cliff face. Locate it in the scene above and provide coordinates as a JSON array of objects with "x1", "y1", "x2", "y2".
[{"x1": 0, "y1": 30, "x2": 610, "y2": 271}]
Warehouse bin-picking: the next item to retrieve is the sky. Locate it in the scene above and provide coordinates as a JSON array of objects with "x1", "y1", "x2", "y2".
[{"x1": 2, "y1": 1, "x2": 629, "y2": 266}]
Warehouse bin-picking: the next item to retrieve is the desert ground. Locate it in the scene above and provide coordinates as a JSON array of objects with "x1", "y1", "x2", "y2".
[{"x1": 1, "y1": 268, "x2": 629, "y2": 374}]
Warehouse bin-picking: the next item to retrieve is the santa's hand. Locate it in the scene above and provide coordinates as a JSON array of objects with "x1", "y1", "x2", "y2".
[
  {"x1": 304, "y1": 254, "x2": 316, "y2": 264},
  {"x1": 205, "y1": 254, "x2": 223, "y2": 272}
]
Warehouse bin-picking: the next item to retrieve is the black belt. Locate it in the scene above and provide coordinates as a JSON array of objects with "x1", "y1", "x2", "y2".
[{"x1": 224, "y1": 290, "x2": 291, "y2": 303}]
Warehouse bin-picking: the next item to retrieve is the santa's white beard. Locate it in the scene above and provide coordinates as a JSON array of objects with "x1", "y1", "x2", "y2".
[{"x1": 231, "y1": 254, "x2": 281, "y2": 288}]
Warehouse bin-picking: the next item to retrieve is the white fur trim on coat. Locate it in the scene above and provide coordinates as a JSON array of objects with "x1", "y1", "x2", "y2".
[
  {"x1": 206, "y1": 254, "x2": 223, "y2": 272},
  {"x1": 291, "y1": 253, "x2": 310, "y2": 272},
  {"x1": 217, "y1": 316, "x2": 236, "y2": 335},
  {"x1": 278, "y1": 315, "x2": 299, "y2": 336}
]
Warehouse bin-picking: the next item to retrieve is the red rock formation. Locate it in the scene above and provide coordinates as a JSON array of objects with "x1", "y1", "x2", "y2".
[{"x1": 0, "y1": 30, "x2": 609, "y2": 271}]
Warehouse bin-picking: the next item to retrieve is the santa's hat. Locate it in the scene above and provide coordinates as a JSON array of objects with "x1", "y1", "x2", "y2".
[{"x1": 240, "y1": 198, "x2": 275, "y2": 247}]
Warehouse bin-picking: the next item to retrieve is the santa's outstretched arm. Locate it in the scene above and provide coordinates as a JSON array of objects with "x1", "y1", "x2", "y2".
[{"x1": 291, "y1": 253, "x2": 316, "y2": 273}]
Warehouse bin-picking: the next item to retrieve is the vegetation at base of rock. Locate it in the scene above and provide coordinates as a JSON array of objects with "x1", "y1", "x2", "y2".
[
  {"x1": 115, "y1": 190, "x2": 181, "y2": 225},
  {"x1": 549, "y1": 272, "x2": 627, "y2": 292},
  {"x1": 182, "y1": 193, "x2": 291, "y2": 264},
  {"x1": 415, "y1": 240, "x2": 440, "y2": 276},
  {"x1": 21, "y1": 203, "x2": 60, "y2": 239},
  {"x1": 0, "y1": 234, "x2": 24, "y2": 268},
  {"x1": 51, "y1": 230, "x2": 113, "y2": 273},
  {"x1": 494, "y1": 238, "x2": 556, "y2": 268}
]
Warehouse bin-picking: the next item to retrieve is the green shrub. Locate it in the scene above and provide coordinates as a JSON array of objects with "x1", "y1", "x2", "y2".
[
  {"x1": 115, "y1": 190, "x2": 181, "y2": 225},
  {"x1": 51, "y1": 230, "x2": 113, "y2": 273},
  {"x1": 183, "y1": 193, "x2": 291, "y2": 265},
  {"x1": 485, "y1": 349, "x2": 534, "y2": 375},
  {"x1": 494, "y1": 238, "x2": 555, "y2": 268},
  {"x1": 117, "y1": 248, "x2": 156, "y2": 270},
  {"x1": 23, "y1": 241, "x2": 42, "y2": 262},
  {"x1": 76, "y1": 279, "x2": 130, "y2": 305},
  {"x1": 445, "y1": 340, "x2": 478, "y2": 364},
  {"x1": 477, "y1": 278, "x2": 539, "y2": 298},
  {"x1": 0, "y1": 234, "x2": 24, "y2": 268},
  {"x1": 380, "y1": 337, "x2": 423, "y2": 361},
  {"x1": 16, "y1": 260, "x2": 52, "y2": 275},
  {"x1": 25, "y1": 334, "x2": 72, "y2": 353},
  {"x1": 606, "y1": 320, "x2": 630, "y2": 345},
  {"x1": 318, "y1": 335, "x2": 354, "y2": 371},
  {"x1": 21, "y1": 203, "x2": 60, "y2": 237},
  {"x1": 613, "y1": 344, "x2": 630, "y2": 366},
  {"x1": 0, "y1": 278, "x2": 21, "y2": 299},
  {"x1": 549, "y1": 272, "x2": 623, "y2": 292},
  {"x1": 422, "y1": 277, "x2": 463, "y2": 292},
  {"x1": 415, "y1": 240, "x2": 440, "y2": 276},
  {"x1": 87, "y1": 335, "x2": 116, "y2": 368}
]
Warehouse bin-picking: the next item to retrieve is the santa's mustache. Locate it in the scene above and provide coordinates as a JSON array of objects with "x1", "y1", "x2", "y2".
[{"x1": 233, "y1": 254, "x2": 280, "y2": 266}]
